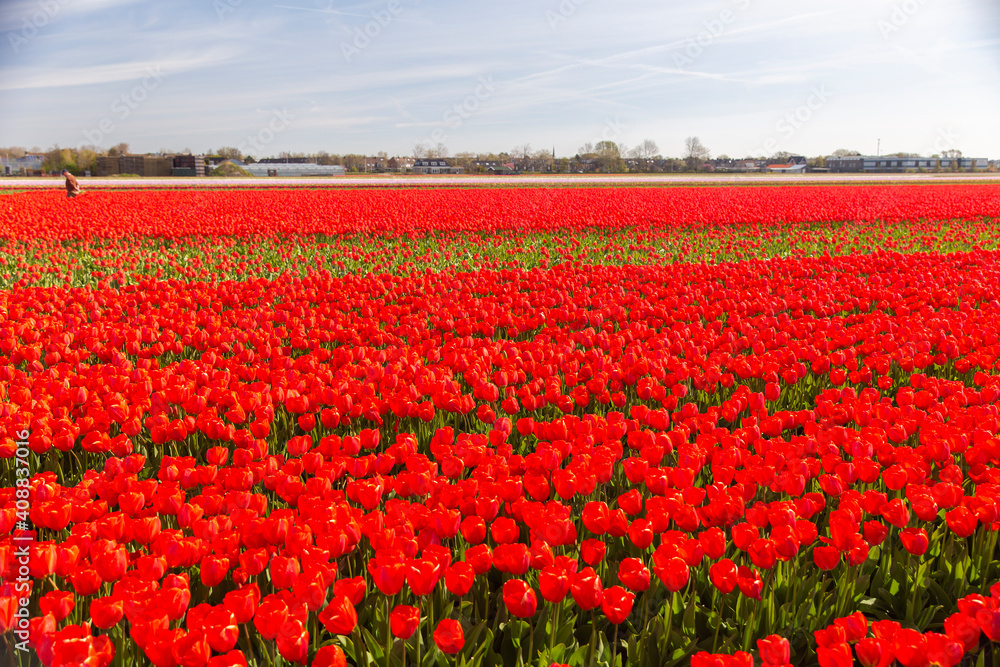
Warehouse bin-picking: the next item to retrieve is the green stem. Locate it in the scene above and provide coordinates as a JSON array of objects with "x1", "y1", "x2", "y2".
[
  {"x1": 386, "y1": 596, "x2": 393, "y2": 667},
  {"x1": 527, "y1": 614, "x2": 535, "y2": 667},
  {"x1": 588, "y1": 610, "x2": 597, "y2": 667},
  {"x1": 549, "y1": 600, "x2": 559, "y2": 657},
  {"x1": 664, "y1": 591, "x2": 674, "y2": 653}
]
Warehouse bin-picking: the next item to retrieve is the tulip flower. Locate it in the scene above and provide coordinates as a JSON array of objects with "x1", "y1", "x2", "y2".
[{"x1": 433, "y1": 619, "x2": 465, "y2": 655}]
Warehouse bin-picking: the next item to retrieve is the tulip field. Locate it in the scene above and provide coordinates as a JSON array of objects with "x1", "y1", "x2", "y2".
[{"x1": 5, "y1": 183, "x2": 1000, "y2": 667}]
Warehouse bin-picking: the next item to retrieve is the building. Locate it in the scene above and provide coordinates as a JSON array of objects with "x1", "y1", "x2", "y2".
[
  {"x1": 95, "y1": 155, "x2": 172, "y2": 177},
  {"x1": 241, "y1": 162, "x2": 345, "y2": 177},
  {"x1": 827, "y1": 155, "x2": 989, "y2": 173},
  {"x1": 172, "y1": 155, "x2": 207, "y2": 177},
  {"x1": 472, "y1": 160, "x2": 514, "y2": 174},
  {"x1": 1, "y1": 154, "x2": 44, "y2": 176},
  {"x1": 387, "y1": 157, "x2": 415, "y2": 172},
  {"x1": 413, "y1": 159, "x2": 463, "y2": 175},
  {"x1": 766, "y1": 155, "x2": 807, "y2": 173},
  {"x1": 364, "y1": 156, "x2": 389, "y2": 172},
  {"x1": 258, "y1": 157, "x2": 316, "y2": 164}
]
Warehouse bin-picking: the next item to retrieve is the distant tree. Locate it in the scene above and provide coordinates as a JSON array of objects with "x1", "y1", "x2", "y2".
[
  {"x1": 1, "y1": 146, "x2": 27, "y2": 158},
  {"x1": 316, "y1": 151, "x2": 341, "y2": 166},
  {"x1": 42, "y1": 146, "x2": 77, "y2": 174},
  {"x1": 76, "y1": 147, "x2": 98, "y2": 174},
  {"x1": 413, "y1": 144, "x2": 429, "y2": 158},
  {"x1": 452, "y1": 152, "x2": 476, "y2": 169},
  {"x1": 107, "y1": 142, "x2": 130, "y2": 157},
  {"x1": 217, "y1": 147, "x2": 243, "y2": 160},
  {"x1": 427, "y1": 143, "x2": 449, "y2": 158},
  {"x1": 831, "y1": 148, "x2": 861, "y2": 157},
  {"x1": 594, "y1": 140, "x2": 624, "y2": 172},
  {"x1": 638, "y1": 139, "x2": 660, "y2": 160},
  {"x1": 531, "y1": 148, "x2": 554, "y2": 172},
  {"x1": 683, "y1": 137, "x2": 710, "y2": 170},
  {"x1": 578, "y1": 142, "x2": 594, "y2": 156},
  {"x1": 942, "y1": 149, "x2": 963, "y2": 159},
  {"x1": 769, "y1": 151, "x2": 792, "y2": 163},
  {"x1": 511, "y1": 144, "x2": 532, "y2": 160},
  {"x1": 661, "y1": 157, "x2": 685, "y2": 173},
  {"x1": 342, "y1": 154, "x2": 365, "y2": 172}
]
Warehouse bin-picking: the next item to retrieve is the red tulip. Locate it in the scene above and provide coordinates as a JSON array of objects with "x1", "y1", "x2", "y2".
[
  {"x1": 736, "y1": 566, "x2": 763, "y2": 600},
  {"x1": 318, "y1": 595, "x2": 357, "y2": 635},
  {"x1": 709, "y1": 559, "x2": 738, "y2": 594},
  {"x1": 892, "y1": 628, "x2": 928, "y2": 667},
  {"x1": 390, "y1": 605, "x2": 420, "y2": 639},
  {"x1": 601, "y1": 585, "x2": 635, "y2": 625},
  {"x1": 618, "y1": 557, "x2": 651, "y2": 592},
  {"x1": 757, "y1": 634, "x2": 790, "y2": 666},
  {"x1": 855, "y1": 637, "x2": 893, "y2": 667},
  {"x1": 445, "y1": 562, "x2": 475, "y2": 597},
  {"x1": 899, "y1": 527, "x2": 929, "y2": 556},
  {"x1": 203, "y1": 608, "x2": 240, "y2": 654},
  {"x1": 216, "y1": 586, "x2": 255, "y2": 627},
  {"x1": 699, "y1": 527, "x2": 727, "y2": 559},
  {"x1": 925, "y1": 632, "x2": 963, "y2": 667},
  {"x1": 570, "y1": 567, "x2": 604, "y2": 610},
  {"x1": 253, "y1": 597, "x2": 289, "y2": 640},
  {"x1": 91, "y1": 597, "x2": 124, "y2": 630},
  {"x1": 276, "y1": 618, "x2": 309, "y2": 664},
  {"x1": 945, "y1": 507, "x2": 977, "y2": 538},
  {"x1": 654, "y1": 556, "x2": 690, "y2": 592},
  {"x1": 465, "y1": 544, "x2": 493, "y2": 575},
  {"x1": 813, "y1": 545, "x2": 840, "y2": 571},
  {"x1": 502, "y1": 579, "x2": 538, "y2": 618},
  {"x1": 944, "y1": 612, "x2": 980, "y2": 652},
  {"x1": 433, "y1": 619, "x2": 465, "y2": 655},
  {"x1": 313, "y1": 645, "x2": 347, "y2": 667},
  {"x1": 539, "y1": 566, "x2": 571, "y2": 603},
  {"x1": 581, "y1": 538, "x2": 607, "y2": 566},
  {"x1": 200, "y1": 555, "x2": 230, "y2": 588},
  {"x1": 38, "y1": 590, "x2": 74, "y2": 622}
]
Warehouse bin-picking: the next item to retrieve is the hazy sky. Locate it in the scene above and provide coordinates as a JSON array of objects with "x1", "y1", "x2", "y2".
[{"x1": 1, "y1": 0, "x2": 998, "y2": 159}]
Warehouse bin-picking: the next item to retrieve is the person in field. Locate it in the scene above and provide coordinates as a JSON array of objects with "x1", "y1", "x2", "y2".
[{"x1": 63, "y1": 169, "x2": 82, "y2": 198}]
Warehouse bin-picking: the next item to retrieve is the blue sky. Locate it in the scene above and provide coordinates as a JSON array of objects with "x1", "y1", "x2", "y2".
[{"x1": 1, "y1": 0, "x2": 998, "y2": 159}]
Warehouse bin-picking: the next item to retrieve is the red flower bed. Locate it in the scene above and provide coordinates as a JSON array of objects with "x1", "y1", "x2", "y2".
[
  {"x1": 2, "y1": 185, "x2": 1000, "y2": 666},
  {"x1": 4, "y1": 184, "x2": 1000, "y2": 240}
]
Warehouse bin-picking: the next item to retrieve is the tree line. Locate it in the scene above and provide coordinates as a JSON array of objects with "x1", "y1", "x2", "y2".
[{"x1": 0, "y1": 138, "x2": 978, "y2": 176}]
